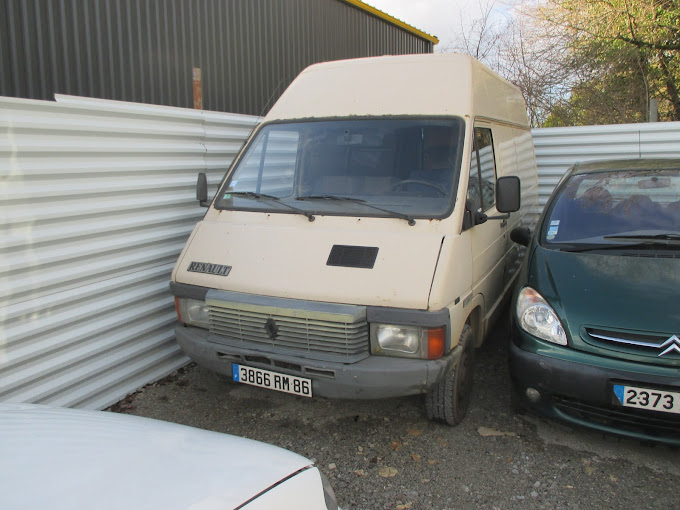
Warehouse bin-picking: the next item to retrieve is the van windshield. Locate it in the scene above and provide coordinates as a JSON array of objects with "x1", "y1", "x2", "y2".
[
  {"x1": 215, "y1": 118, "x2": 464, "y2": 219},
  {"x1": 542, "y1": 168, "x2": 680, "y2": 249}
]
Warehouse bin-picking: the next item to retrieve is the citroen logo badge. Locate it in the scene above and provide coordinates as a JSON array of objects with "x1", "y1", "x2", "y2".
[
  {"x1": 658, "y1": 335, "x2": 680, "y2": 357},
  {"x1": 264, "y1": 318, "x2": 279, "y2": 340}
]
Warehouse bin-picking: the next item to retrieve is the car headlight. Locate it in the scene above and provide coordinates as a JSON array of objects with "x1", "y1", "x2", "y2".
[
  {"x1": 370, "y1": 324, "x2": 445, "y2": 359},
  {"x1": 516, "y1": 287, "x2": 567, "y2": 345},
  {"x1": 175, "y1": 297, "x2": 210, "y2": 329}
]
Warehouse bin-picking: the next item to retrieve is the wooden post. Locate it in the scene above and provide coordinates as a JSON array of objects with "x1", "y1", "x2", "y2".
[{"x1": 193, "y1": 68, "x2": 203, "y2": 110}]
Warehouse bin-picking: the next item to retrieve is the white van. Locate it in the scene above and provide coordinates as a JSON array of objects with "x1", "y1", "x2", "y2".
[{"x1": 171, "y1": 54, "x2": 539, "y2": 424}]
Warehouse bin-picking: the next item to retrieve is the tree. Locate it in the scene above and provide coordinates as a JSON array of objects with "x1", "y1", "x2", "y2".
[
  {"x1": 446, "y1": 0, "x2": 576, "y2": 126},
  {"x1": 447, "y1": 0, "x2": 680, "y2": 126},
  {"x1": 538, "y1": 0, "x2": 680, "y2": 123}
]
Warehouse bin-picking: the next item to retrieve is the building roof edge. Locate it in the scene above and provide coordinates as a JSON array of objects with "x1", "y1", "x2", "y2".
[{"x1": 341, "y1": 0, "x2": 439, "y2": 45}]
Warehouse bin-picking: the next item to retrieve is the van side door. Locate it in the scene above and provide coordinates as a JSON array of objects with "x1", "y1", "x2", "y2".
[{"x1": 462, "y1": 124, "x2": 508, "y2": 329}]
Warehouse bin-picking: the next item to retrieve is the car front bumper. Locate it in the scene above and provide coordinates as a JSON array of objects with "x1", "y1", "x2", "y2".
[
  {"x1": 509, "y1": 332, "x2": 680, "y2": 446},
  {"x1": 176, "y1": 325, "x2": 458, "y2": 399}
]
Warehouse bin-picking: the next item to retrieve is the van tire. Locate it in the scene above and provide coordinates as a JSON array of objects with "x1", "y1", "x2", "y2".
[{"x1": 425, "y1": 325, "x2": 475, "y2": 425}]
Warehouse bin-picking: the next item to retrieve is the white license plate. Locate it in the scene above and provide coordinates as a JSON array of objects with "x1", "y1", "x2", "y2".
[
  {"x1": 614, "y1": 384, "x2": 680, "y2": 415},
  {"x1": 232, "y1": 364, "x2": 312, "y2": 398}
]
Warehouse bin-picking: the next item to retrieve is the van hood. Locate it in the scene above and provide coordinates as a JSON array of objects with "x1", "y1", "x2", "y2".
[
  {"x1": 529, "y1": 247, "x2": 680, "y2": 338},
  {"x1": 174, "y1": 220, "x2": 444, "y2": 310}
]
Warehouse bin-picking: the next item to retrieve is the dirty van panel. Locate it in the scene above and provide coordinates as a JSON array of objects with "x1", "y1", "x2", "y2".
[
  {"x1": 464, "y1": 124, "x2": 505, "y2": 326},
  {"x1": 173, "y1": 221, "x2": 444, "y2": 310}
]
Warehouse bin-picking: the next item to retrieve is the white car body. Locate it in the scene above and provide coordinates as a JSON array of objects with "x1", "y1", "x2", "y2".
[{"x1": 0, "y1": 403, "x2": 338, "y2": 510}]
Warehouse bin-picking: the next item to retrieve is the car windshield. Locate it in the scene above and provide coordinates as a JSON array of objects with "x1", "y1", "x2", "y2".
[
  {"x1": 214, "y1": 118, "x2": 464, "y2": 219},
  {"x1": 542, "y1": 167, "x2": 680, "y2": 247}
]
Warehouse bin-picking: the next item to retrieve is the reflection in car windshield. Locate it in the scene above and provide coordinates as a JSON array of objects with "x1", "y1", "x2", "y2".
[
  {"x1": 543, "y1": 169, "x2": 680, "y2": 246},
  {"x1": 214, "y1": 118, "x2": 464, "y2": 219}
]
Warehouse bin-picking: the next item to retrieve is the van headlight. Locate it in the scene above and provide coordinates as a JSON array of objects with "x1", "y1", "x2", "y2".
[
  {"x1": 370, "y1": 324, "x2": 445, "y2": 359},
  {"x1": 516, "y1": 287, "x2": 567, "y2": 345},
  {"x1": 175, "y1": 298, "x2": 210, "y2": 329}
]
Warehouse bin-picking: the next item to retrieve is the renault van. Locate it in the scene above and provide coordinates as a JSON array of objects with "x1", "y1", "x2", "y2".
[{"x1": 170, "y1": 54, "x2": 539, "y2": 424}]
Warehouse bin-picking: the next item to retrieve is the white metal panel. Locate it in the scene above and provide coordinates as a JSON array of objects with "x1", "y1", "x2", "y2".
[
  {"x1": 532, "y1": 121, "x2": 680, "y2": 212},
  {"x1": 1, "y1": 95, "x2": 259, "y2": 409}
]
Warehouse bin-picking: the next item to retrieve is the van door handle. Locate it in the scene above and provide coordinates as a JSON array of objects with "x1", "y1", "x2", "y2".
[{"x1": 500, "y1": 219, "x2": 507, "y2": 228}]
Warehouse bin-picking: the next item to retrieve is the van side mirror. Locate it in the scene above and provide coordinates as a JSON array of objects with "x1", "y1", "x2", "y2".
[
  {"x1": 510, "y1": 226, "x2": 531, "y2": 246},
  {"x1": 197, "y1": 172, "x2": 209, "y2": 207},
  {"x1": 496, "y1": 176, "x2": 521, "y2": 213},
  {"x1": 463, "y1": 199, "x2": 488, "y2": 230}
]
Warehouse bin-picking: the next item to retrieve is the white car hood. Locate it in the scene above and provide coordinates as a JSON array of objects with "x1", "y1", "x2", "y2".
[
  {"x1": 0, "y1": 403, "x2": 319, "y2": 510},
  {"x1": 173, "y1": 218, "x2": 444, "y2": 310}
]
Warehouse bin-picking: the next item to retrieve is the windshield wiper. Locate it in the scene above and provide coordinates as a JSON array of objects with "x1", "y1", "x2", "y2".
[
  {"x1": 296, "y1": 195, "x2": 416, "y2": 226},
  {"x1": 227, "y1": 192, "x2": 315, "y2": 222},
  {"x1": 559, "y1": 241, "x2": 679, "y2": 252},
  {"x1": 604, "y1": 233, "x2": 680, "y2": 242}
]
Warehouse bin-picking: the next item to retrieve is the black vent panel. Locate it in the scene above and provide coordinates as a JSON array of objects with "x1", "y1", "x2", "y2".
[{"x1": 327, "y1": 245, "x2": 379, "y2": 269}]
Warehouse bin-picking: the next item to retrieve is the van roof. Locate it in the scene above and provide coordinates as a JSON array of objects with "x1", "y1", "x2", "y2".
[{"x1": 265, "y1": 54, "x2": 529, "y2": 127}]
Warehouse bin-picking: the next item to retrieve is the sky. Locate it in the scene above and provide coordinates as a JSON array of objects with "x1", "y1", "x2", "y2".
[{"x1": 362, "y1": 0, "x2": 495, "y2": 52}]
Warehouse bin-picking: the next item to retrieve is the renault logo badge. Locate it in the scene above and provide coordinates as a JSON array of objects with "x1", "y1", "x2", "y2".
[{"x1": 264, "y1": 318, "x2": 279, "y2": 340}]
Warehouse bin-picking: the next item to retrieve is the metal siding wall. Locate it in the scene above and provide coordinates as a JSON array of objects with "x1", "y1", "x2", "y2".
[
  {"x1": 1, "y1": 0, "x2": 432, "y2": 116},
  {"x1": 0, "y1": 95, "x2": 258, "y2": 410},
  {"x1": 532, "y1": 122, "x2": 680, "y2": 211}
]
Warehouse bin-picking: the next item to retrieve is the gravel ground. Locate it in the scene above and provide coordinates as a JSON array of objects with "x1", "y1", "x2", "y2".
[{"x1": 111, "y1": 317, "x2": 679, "y2": 510}]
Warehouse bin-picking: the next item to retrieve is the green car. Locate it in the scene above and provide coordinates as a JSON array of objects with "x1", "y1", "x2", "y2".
[{"x1": 509, "y1": 159, "x2": 680, "y2": 444}]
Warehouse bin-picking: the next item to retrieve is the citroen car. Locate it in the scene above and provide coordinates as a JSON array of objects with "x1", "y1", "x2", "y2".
[
  {"x1": 509, "y1": 159, "x2": 680, "y2": 444},
  {"x1": 0, "y1": 403, "x2": 339, "y2": 510}
]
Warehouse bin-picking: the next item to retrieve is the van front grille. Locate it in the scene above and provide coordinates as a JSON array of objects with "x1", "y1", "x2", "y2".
[{"x1": 207, "y1": 304, "x2": 369, "y2": 362}]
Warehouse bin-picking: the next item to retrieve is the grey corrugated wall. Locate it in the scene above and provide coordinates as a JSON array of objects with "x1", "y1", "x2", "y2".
[
  {"x1": 532, "y1": 121, "x2": 680, "y2": 210},
  {"x1": 0, "y1": 0, "x2": 433, "y2": 116},
  {"x1": 1, "y1": 95, "x2": 259, "y2": 410}
]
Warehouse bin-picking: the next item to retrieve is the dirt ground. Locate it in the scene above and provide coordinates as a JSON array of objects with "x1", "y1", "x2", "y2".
[{"x1": 112, "y1": 317, "x2": 679, "y2": 510}]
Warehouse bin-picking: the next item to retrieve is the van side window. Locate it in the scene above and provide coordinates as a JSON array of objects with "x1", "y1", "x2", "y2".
[{"x1": 467, "y1": 127, "x2": 497, "y2": 212}]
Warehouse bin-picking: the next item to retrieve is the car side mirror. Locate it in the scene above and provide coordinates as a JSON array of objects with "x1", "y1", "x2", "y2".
[
  {"x1": 197, "y1": 172, "x2": 210, "y2": 207},
  {"x1": 510, "y1": 226, "x2": 531, "y2": 246},
  {"x1": 496, "y1": 176, "x2": 521, "y2": 213}
]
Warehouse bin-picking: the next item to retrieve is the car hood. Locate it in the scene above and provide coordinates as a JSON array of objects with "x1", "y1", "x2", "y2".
[
  {"x1": 173, "y1": 218, "x2": 444, "y2": 310},
  {"x1": 0, "y1": 403, "x2": 318, "y2": 510},
  {"x1": 529, "y1": 247, "x2": 680, "y2": 339}
]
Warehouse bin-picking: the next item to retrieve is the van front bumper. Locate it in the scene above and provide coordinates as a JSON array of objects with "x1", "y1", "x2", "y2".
[{"x1": 175, "y1": 325, "x2": 458, "y2": 399}]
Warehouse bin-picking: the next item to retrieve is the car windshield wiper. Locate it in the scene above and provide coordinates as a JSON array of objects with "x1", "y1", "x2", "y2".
[
  {"x1": 604, "y1": 233, "x2": 680, "y2": 242},
  {"x1": 558, "y1": 241, "x2": 679, "y2": 252},
  {"x1": 296, "y1": 195, "x2": 416, "y2": 226},
  {"x1": 226, "y1": 192, "x2": 315, "y2": 222}
]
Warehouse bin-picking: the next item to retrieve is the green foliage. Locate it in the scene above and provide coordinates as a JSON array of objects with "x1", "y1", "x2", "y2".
[{"x1": 538, "y1": 0, "x2": 680, "y2": 125}]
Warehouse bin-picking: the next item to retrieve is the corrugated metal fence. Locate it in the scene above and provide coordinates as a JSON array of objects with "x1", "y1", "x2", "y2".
[
  {"x1": 2, "y1": 96, "x2": 680, "y2": 409},
  {"x1": 532, "y1": 122, "x2": 680, "y2": 209},
  {"x1": 1, "y1": 95, "x2": 258, "y2": 409}
]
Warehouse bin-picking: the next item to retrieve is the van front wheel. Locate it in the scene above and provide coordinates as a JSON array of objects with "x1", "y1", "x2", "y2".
[{"x1": 425, "y1": 325, "x2": 475, "y2": 425}]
